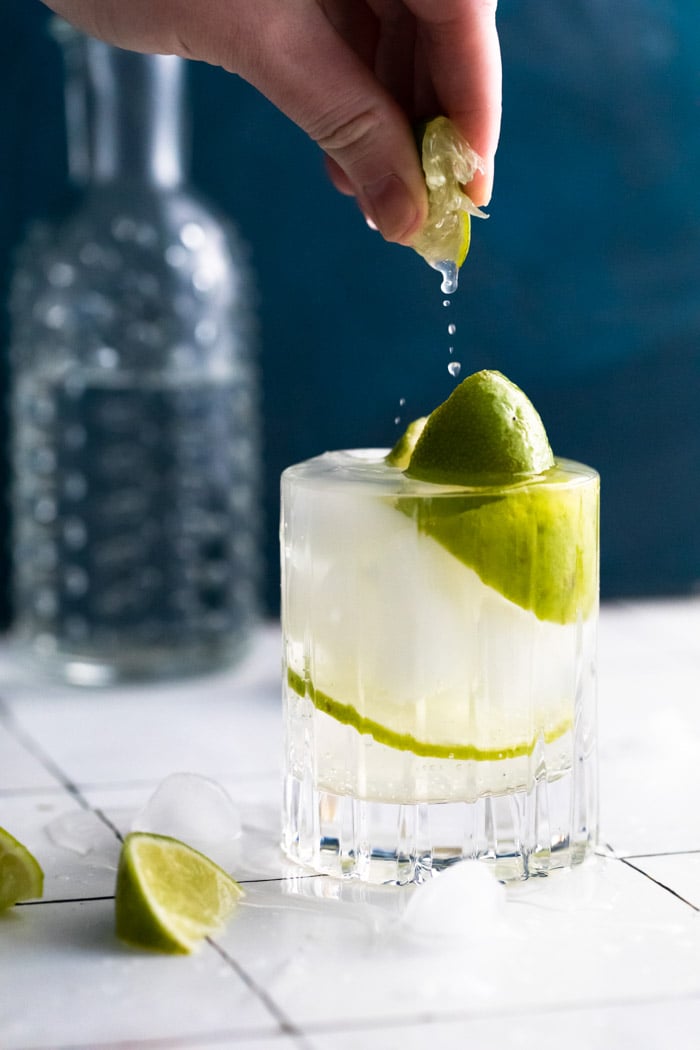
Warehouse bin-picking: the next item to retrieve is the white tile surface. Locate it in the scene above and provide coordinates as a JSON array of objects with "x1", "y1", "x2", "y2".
[
  {"x1": 627, "y1": 851, "x2": 700, "y2": 910},
  {"x1": 598, "y1": 667, "x2": 700, "y2": 855},
  {"x1": 1, "y1": 604, "x2": 699, "y2": 1049},
  {"x1": 216, "y1": 855, "x2": 700, "y2": 1031},
  {"x1": 304, "y1": 996, "x2": 700, "y2": 1050},
  {"x1": 0, "y1": 790, "x2": 119, "y2": 901},
  {"x1": 1, "y1": 900, "x2": 279, "y2": 1050},
  {"x1": 0, "y1": 626, "x2": 283, "y2": 786},
  {"x1": 0, "y1": 719, "x2": 63, "y2": 791}
]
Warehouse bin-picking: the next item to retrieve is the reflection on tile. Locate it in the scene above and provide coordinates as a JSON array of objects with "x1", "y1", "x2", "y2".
[
  {"x1": 598, "y1": 667, "x2": 700, "y2": 856},
  {"x1": 1, "y1": 900, "x2": 278, "y2": 1050},
  {"x1": 0, "y1": 792, "x2": 119, "y2": 901},
  {"x1": 5, "y1": 684, "x2": 281, "y2": 788},
  {"x1": 599, "y1": 598, "x2": 700, "y2": 674},
  {"x1": 187, "y1": 1040, "x2": 301, "y2": 1050},
  {"x1": 627, "y1": 852, "x2": 700, "y2": 910},
  {"x1": 1, "y1": 626, "x2": 283, "y2": 787},
  {"x1": 215, "y1": 856, "x2": 700, "y2": 1031},
  {"x1": 0, "y1": 721, "x2": 62, "y2": 792},
  {"x1": 304, "y1": 995, "x2": 700, "y2": 1050},
  {"x1": 1, "y1": 610, "x2": 700, "y2": 1050},
  {"x1": 80, "y1": 774, "x2": 288, "y2": 883}
]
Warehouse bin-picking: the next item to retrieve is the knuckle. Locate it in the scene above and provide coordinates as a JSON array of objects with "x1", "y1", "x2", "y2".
[{"x1": 312, "y1": 107, "x2": 382, "y2": 158}]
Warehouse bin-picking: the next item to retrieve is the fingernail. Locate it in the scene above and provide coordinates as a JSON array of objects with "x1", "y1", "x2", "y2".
[{"x1": 361, "y1": 174, "x2": 419, "y2": 244}]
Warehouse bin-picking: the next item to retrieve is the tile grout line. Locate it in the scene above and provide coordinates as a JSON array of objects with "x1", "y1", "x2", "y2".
[
  {"x1": 16, "y1": 894, "x2": 115, "y2": 906},
  {"x1": 620, "y1": 856, "x2": 700, "y2": 912},
  {"x1": 620, "y1": 848, "x2": 700, "y2": 860},
  {"x1": 13, "y1": 1024, "x2": 287, "y2": 1050},
  {"x1": 206, "y1": 937, "x2": 313, "y2": 1050},
  {"x1": 0, "y1": 696, "x2": 121, "y2": 843},
  {"x1": 295, "y1": 986, "x2": 700, "y2": 1039}
]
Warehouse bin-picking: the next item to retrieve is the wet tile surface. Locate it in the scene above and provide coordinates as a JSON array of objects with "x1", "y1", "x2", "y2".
[{"x1": 1, "y1": 607, "x2": 699, "y2": 1050}]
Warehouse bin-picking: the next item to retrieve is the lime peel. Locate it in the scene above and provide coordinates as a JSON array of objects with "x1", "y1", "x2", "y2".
[
  {"x1": 385, "y1": 416, "x2": 427, "y2": 469},
  {"x1": 0, "y1": 827, "x2": 44, "y2": 911},
  {"x1": 411, "y1": 116, "x2": 487, "y2": 276},
  {"x1": 288, "y1": 668, "x2": 572, "y2": 761},
  {"x1": 406, "y1": 370, "x2": 554, "y2": 485},
  {"x1": 393, "y1": 371, "x2": 598, "y2": 623},
  {"x1": 115, "y1": 832, "x2": 243, "y2": 954}
]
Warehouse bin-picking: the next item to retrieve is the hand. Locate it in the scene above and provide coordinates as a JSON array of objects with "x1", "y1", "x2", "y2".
[{"x1": 43, "y1": 0, "x2": 502, "y2": 245}]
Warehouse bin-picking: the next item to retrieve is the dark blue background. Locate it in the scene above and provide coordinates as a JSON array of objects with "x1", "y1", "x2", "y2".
[{"x1": 1, "y1": 0, "x2": 699, "y2": 619}]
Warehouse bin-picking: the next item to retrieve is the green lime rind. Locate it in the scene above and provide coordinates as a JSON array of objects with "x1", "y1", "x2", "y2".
[
  {"x1": 115, "y1": 832, "x2": 243, "y2": 954},
  {"x1": 395, "y1": 466, "x2": 599, "y2": 625},
  {"x1": 385, "y1": 416, "x2": 428, "y2": 469},
  {"x1": 0, "y1": 827, "x2": 44, "y2": 911},
  {"x1": 406, "y1": 370, "x2": 554, "y2": 486},
  {"x1": 411, "y1": 116, "x2": 481, "y2": 269},
  {"x1": 288, "y1": 669, "x2": 572, "y2": 762}
]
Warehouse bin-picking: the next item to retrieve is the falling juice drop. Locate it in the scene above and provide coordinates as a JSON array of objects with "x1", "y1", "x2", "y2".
[
  {"x1": 448, "y1": 361, "x2": 462, "y2": 378},
  {"x1": 434, "y1": 261, "x2": 458, "y2": 295}
]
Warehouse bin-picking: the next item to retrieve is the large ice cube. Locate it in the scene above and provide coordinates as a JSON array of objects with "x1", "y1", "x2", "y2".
[{"x1": 131, "y1": 772, "x2": 241, "y2": 871}]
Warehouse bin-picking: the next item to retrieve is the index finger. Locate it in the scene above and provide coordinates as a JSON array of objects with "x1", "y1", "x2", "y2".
[{"x1": 408, "y1": 0, "x2": 502, "y2": 205}]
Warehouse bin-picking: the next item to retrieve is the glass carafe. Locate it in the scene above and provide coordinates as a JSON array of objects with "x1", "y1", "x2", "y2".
[{"x1": 9, "y1": 26, "x2": 261, "y2": 684}]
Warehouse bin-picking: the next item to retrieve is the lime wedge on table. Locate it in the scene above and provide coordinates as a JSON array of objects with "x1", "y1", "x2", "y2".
[
  {"x1": 115, "y1": 832, "x2": 243, "y2": 954},
  {"x1": 411, "y1": 116, "x2": 486, "y2": 279},
  {"x1": 0, "y1": 826, "x2": 44, "y2": 910}
]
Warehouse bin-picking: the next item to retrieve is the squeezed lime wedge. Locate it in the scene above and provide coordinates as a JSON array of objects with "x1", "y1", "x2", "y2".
[{"x1": 411, "y1": 117, "x2": 486, "y2": 285}]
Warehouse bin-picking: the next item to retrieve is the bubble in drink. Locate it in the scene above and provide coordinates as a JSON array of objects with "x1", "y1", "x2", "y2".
[
  {"x1": 132, "y1": 772, "x2": 241, "y2": 870},
  {"x1": 448, "y1": 361, "x2": 462, "y2": 377}
]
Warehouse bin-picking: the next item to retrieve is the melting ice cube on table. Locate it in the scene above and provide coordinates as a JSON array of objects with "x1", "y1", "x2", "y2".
[
  {"x1": 131, "y1": 772, "x2": 241, "y2": 871},
  {"x1": 401, "y1": 861, "x2": 505, "y2": 941}
]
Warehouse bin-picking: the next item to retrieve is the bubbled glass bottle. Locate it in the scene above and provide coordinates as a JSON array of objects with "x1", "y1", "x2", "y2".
[{"x1": 9, "y1": 27, "x2": 260, "y2": 684}]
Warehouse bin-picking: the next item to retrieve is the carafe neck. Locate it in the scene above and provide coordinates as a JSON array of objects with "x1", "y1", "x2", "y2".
[{"x1": 57, "y1": 22, "x2": 187, "y2": 189}]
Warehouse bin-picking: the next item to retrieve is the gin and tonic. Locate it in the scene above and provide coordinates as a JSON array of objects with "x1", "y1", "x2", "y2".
[{"x1": 281, "y1": 373, "x2": 599, "y2": 884}]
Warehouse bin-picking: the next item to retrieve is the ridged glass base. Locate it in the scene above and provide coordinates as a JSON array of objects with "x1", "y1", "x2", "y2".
[{"x1": 283, "y1": 756, "x2": 597, "y2": 885}]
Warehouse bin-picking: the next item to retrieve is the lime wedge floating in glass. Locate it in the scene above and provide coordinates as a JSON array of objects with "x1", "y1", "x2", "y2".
[
  {"x1": 0, "y1": 826, "x2": 44, "y2": 911},
  {"x1": 411, "y1": 117, "x2": 487, "y2": 290},
  {"x1": 406, "y1": 369, "x2": 554, "y2": 485},
  {"x1": 386, "y1": 416, "x2": 427, "y2": 469},
  {"x1": 115, "y1": 832, "x2": 243, "y2": 954},
  {"x1": 400, "y1": 370, "x2": 597, "y2": 624}
]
